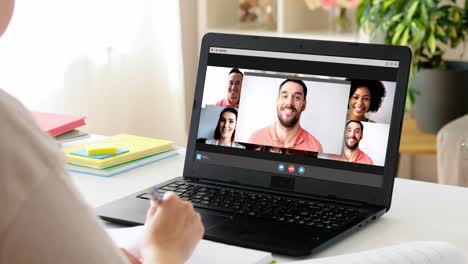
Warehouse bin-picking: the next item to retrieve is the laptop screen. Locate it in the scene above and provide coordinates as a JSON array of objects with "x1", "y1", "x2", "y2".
[{"x1": 194, "y1": 47, "x2": 400, "y2": 188}]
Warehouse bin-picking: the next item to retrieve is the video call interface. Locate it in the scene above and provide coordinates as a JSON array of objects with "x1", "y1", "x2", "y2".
[{"x1": 195, "y1": 47, "x2": 399, "y2": 186}]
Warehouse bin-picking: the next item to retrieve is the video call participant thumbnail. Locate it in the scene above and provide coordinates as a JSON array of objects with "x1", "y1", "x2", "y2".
[
  {"x1": 206, "y1": 107, "x2": 245, "y2": 148},
  {"x1": 215, "y1": 68, "x2": 243, "y2": 108},
  {"x1": 329, "y1": 120, "x2": 373, "y2": 165},
  {"x1": 248, "y1": 79, "x2": 323, "y2": 153},
  {"x1": 347, "y1": 79, "x2": 386, "y2": 123}
]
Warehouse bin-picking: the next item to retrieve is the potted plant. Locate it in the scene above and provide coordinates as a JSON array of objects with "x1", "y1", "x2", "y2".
[{"x1": 357, "y1": 0, "x2": 468, "y2": 133}]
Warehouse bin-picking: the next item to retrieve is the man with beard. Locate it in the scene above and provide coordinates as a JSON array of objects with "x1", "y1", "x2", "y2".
[
  {"x1": 215, "y1": 68, "x2": 243, "y2": 108},
  {"x1": 248, "y1": 79, "x2": 323, "y2": 152},
  {"x1": 335, "y1": 120, "x2": 373, "y2": 165}
]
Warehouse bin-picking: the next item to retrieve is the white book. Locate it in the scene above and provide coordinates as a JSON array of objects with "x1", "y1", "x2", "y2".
[
  {"x1": 286, "y1": 241, "x2": 466, "y2": 264},
  {"x1": 55, "y1": 129, "x2": 90, "y2": 144},
  {"x1": 107, "y1": 225, "x2": 273, "y2": 264},
  {"x1": 66, "y1": 149, "x2": 178, "y2": 177}
]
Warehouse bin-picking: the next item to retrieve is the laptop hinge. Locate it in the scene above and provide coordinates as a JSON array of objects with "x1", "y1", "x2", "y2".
[{"x1": 183, "y1": 176, "x2": 200, "y2": 182}]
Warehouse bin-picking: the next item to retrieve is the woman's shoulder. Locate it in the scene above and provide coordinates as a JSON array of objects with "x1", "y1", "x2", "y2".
[
  {"x1": 232, "y1": 142, "x2": 246, "y2": 149},
  {"x1": 205, "y1": 138, "x2": 218, "y2": 145}
]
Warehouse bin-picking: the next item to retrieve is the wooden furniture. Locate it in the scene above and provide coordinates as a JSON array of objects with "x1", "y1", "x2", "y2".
[
  {"x1": 197, "y1": 0, "x2": 361, "y2": 44},
  {"x1": 399, "y1": 116, "x2": 437, "y2": 154},
  {"x1": 398, "y1": 116, "x2": 437, "y2": 182}
]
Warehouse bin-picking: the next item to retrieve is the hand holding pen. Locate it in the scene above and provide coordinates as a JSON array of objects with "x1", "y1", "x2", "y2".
[
  {"x1": 148, "y1": 188, "x2": 164, "y2": 207},
  {"x1": 140, "y1": 188, "x2": 205, "y2": 264}
]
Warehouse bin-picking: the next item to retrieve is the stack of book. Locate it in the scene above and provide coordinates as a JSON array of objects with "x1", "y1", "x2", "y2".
[
  {"x1": 63, "y1": 134, "x2": 177, "y2": 177},
  {"x1": 32, "y1": 112, "x2": 89, "y2": 143}
]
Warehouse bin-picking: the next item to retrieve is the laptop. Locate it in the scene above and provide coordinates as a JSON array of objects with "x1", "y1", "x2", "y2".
[{"x1": 97, "y1": 33, "x2": 411, "y2": 256}]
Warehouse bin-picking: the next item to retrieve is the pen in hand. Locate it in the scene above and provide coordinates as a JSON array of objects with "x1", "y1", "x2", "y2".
[{"x1": 148, "y1": 188, "x2": 164, "y2": 207}]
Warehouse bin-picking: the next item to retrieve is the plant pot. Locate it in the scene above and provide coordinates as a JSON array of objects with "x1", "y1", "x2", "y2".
[{"x1": 412, "y1": 61, "x2": 468, "y2": 134}]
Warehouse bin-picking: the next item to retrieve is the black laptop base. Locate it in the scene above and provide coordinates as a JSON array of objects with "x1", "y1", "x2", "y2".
[{"x1": 97, "y1": 177, "x2": 384, "y2": 256}]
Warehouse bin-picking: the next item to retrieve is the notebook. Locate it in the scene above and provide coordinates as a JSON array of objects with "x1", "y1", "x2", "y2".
[
  {"x1": 32, "y1": 111, "x2": 86, "y2": 136},
  {"x1": 63, "y1": 134, "x2": 175, "y2": 169},
  {"x1": 107, "y1": 225, "x2": 273, "y2": 264},
  {"x1": 286, "y1": 241, "x2": 466, "y2": 264},
  {"x1": 67, "y1": 148, "x2": 179, "y2": 177}
]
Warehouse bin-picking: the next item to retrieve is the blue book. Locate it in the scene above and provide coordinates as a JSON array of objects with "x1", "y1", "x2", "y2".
[
  {"x1": 70, "y1": 148, "x2": 129, "y2": 159},
  {"x1": 66, "y1": 149, "x2": 178, "y2": 177}
]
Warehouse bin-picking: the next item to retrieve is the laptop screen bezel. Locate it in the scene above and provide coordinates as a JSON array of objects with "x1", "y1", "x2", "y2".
[{"x1": 183, "y1": 33, "x2": 411, "y2": 209}]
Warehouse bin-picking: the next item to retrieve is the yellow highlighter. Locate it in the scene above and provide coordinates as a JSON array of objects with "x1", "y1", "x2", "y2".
[{"x1": 85, "y1": 143, "x2": 118, "y2": 156}]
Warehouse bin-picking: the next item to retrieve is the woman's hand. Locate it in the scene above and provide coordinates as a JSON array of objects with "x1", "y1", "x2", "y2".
[{"x1": 141, "y1": 192, "x2": 204, "y2": 264}]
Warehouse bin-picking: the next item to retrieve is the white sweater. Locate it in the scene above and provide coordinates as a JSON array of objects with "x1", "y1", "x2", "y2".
[{"x1": 0, "y1": 89, "x2": 128, "y2": 264}]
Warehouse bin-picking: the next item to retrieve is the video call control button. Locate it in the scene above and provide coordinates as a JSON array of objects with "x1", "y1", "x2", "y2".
[
  {"x1": 298, "y1": 166, "x2": 305, "y2": 175},
  {"x1": 277, "y1": 163, "x2": 285, "y2": 172},
  {"x1": 288, "y1": 165, "x2": 295, "y2": 173}
]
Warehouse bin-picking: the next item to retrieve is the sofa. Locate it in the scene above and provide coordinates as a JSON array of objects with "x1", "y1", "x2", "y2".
[{"x1": 437, "y1": 114, "x2": 468, "y2": 187}]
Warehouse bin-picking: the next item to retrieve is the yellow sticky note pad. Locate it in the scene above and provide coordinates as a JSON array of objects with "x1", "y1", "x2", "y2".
[{"x1": 85, "y1": 143, "x2": 118, "y2": 156}]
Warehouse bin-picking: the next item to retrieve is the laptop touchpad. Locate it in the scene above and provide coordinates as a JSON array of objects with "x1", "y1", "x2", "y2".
[{"x1": 198, "y1": 209, "x2": 232, "y2": 230}]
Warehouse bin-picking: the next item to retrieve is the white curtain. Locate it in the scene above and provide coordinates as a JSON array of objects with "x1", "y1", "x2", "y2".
[{"x1": 0, "y1": 0, "x2": 197, "y2": 145}]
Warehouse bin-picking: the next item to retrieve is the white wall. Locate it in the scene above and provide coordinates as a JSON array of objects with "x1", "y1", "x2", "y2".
[
  {"x1": 235, "y1": 74, "x2": 350, "y2": 154},
  {"x1": 0, "y1": 1, "x2": 195, "y2": 146},
  {"x1": 197, "y1": 105, "x2": 225, "y2": 139},
  {"x1": 201, "y1": 66, "x2": 246, "y2": 107},
  {"x1": 358, "y1": 122, "x2": 390, "y2": 166}
]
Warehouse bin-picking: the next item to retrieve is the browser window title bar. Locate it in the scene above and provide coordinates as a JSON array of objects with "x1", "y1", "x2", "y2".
[{"x1": 209, "y1": 47, "x2": 399, "y2": 68}]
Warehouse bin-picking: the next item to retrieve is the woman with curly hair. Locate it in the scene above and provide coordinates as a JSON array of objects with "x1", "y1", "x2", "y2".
[{"x1": 346, "y1": 79, "x2": 386, "y2": 123}]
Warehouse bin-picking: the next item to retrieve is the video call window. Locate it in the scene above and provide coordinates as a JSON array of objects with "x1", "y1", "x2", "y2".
[{"x1": 197, "y1": 65, "x2": 396, "y2": 168}]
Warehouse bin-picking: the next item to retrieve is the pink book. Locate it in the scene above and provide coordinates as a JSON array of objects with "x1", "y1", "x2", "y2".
[{"x1": 32, "y1": 112, "x2": 86, "y2": 136}]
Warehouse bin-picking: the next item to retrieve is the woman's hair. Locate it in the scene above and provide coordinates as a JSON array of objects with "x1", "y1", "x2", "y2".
[
  {"x1": 213, "y1": 107, "x2": 238, "y2": 141},
  {"x1": 348, "y1": 79, "x2": 386, "y2": 112}
]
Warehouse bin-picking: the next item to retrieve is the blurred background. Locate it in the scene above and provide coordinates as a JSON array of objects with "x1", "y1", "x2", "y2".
[{"x1": 0, "y1": 0, "x2": 466, "y2": 186}]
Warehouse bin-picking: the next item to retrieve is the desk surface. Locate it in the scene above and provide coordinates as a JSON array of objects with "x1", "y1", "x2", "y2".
[
  {"x1": 70, "y1": 151, "x2": 468, "y2": 262},
  {"x1": 400, "y1": 116, "x2": 437, "y2": 154}
]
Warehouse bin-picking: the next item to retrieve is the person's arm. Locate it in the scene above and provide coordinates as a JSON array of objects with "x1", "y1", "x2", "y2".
[
  {"x1": 0, "y1": 90, "x2": 204, "y2": 264},
  {"x1": 1, "y1": 169, "x2": 131, "y2": 264}
]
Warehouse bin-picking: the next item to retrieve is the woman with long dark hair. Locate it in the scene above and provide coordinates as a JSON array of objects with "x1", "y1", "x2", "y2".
[{"x1": 206, "y1": 107, "x2": 245, "y2": 148}]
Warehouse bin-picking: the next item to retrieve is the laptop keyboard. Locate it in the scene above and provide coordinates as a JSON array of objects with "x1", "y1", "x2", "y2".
[{"x1": 139, "y1": 181, "x2": 369, "y2": 230}]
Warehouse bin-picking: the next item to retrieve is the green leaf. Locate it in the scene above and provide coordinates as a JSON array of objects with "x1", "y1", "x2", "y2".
[
  {"x1": 424, "y1": 0, "x2": 435, "y2": 8},
  {"x1": 449, "y1": 26, "x2": 458, "y2": 39},
  {"x1": 428, "y1": 33, "x2": 436, "y2": 54},
  {"x1": 406, "y1": 1, "x2": 419, "y2": 20},
  {"x1": 436, "y1": 25, "x2": 446, "y2": 38},
  {"x1": 391, "y1": 13, "x2": 404, "y2": 23},
  {"x1": 356, "y1": 0, "x2": 367, "y2": 27},
  {"x1": 392, "y1": 23, "x2": 407, "y2": 44},
  {"x1": 383, "y1": 0, "x2": 398, "y2": 11},
  {"x1": 400, "y1": 27, "x2": 410, "y2": 46},
  {"x1": 453, "y1": 9, "x2": 461, "y2": 22},
  {"x1": 410, "y1": 22, "x2": 425, "y2": 44},
  {"x1": 410, "y1": 21, "x2": 419, "y2": 35},
  {"x1": 421, "y1": 4, "x2": 429, "y2": 26}
]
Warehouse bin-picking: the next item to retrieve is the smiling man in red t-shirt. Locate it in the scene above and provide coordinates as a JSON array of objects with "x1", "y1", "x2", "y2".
[{"x1": 249, "y1": 79, "x2": 323, "y2": 153}]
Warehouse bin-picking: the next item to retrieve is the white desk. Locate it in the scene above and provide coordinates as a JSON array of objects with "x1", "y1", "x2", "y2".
[{"x1": 70, "y1": 152, "x2": 468, "y2": 262}]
